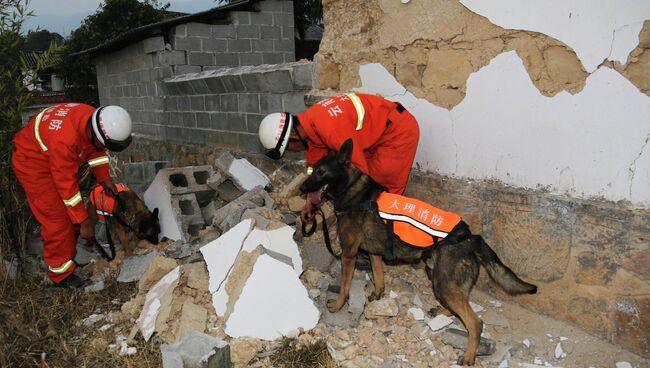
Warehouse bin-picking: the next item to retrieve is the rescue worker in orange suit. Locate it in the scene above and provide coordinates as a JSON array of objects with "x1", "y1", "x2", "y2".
[
  {"x1": 12, "y1": 103, "x2": 132, "y2": 288},
  {"x1": 258, "y1": 92, "x2": 420, "y2": 222}
]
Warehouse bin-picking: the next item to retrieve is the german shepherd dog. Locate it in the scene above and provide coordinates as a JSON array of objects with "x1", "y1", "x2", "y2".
[
  {"x1": 89, "y1": 185, "x2": 160, "y2": 256},
  {"x1": 300, "y1": 139, "x2": 537, "y2": 366}
]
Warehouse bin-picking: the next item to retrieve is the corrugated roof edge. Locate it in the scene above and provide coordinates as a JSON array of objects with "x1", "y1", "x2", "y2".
[{"x1": 71, "y1": 0, "x2": 252, "y2": 57}]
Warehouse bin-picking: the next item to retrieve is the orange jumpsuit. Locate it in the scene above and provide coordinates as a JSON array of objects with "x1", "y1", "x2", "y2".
[
  {"x1": 12, "y1": 103, "x2": 110, "y2": 283},
  {"x1": 298, "y1": 93, "x2": 420, "y2": 194}
]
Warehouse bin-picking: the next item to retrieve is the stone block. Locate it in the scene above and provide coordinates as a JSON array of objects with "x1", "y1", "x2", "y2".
[
  {"x1": 189, "y1": 79, "x2": 210, "y2": 94},
  {"x1": 182, "y1": 112, "x2": 196, "y2": 127},
  {"x1": 220, "y1": 75, "x2": 246, "y2": 92},
  {"x1": 176, "y1": 95, "x2": 190, "y2": 110},
  {"x1": 273, "y1": 13, "x2": 294, "y2": 28},
  {"x1": 225, "y1": 113, "x2": 246, "y2": 131},
  {"x1": 240, "y1": 72, "x2": 264, "y2": 92},
  {"x1": 264, "y1": 69, "x2": 293, "y2": 92},
  {"x1": 212, "y1": 24, "x2": 235, "y2": 38},
  {"x1": 236, "y1": 25, "x2": 260, "y2": 39},
  {"x1": 259, "y1": 0, "x2": 282, "y2": 11},
  {"x1": 238, "y1": 93, "x2": 260, "y2": 113},
  {"x1": 189, "y1": 95, "x2": 205, "y2": 110},
  {"x1": 282, "y1": 92, "x2": 308, "y2": 113},
  {"x1": 186, "y1": 22, "x2": 212, "y2": 38},
  {"x1": 274, "y1": 39, "x2": 294, "y2": 52},
  {"x1": 187, "y1": 52, "x2": 214, "y2": 66},
  {"x1": 204, "y1": 76, "x2": 226, "y2": 94},
  {"x1": 262, "y1": 53, "x2": 283, "y2": 65},
  {"x1": 283, "y1": 52, "x2": 295, "y2": 63},
  {"x1": 204, "y1": 95, "x2": 220, "y2": 111},
  {"x1": 173, "y1": 36, "x2": 202, "y2": 52},
  {"x1": 143, "y1": 36, "x2": 165, "y2": 54},
  {"x1": 237, "y1": 133, "x2": 262, "y2": 153},
  {"x1": 228, "y1": 39, "x2": 251, "y2": 53},
  {"x1": 303, "y1": 241, "x2": 335, "y2": 272},
  {"x1": 230, "y1": 11, "x2": 251, "y2": 25},
  {"x1": 252, "y1": 39, "x2": 274, "y2": 52},
  {"x1": 292, "y1": 63, "x2": 313, "y2": 90},
  {"x1": 239, "y1": 53, "x2": 263, "y2": 66},
  {"x1": 201, "y1": 38, "x2": 227, "y2": 52},
  {"x1": 441, "y1": 328, "x2": 496, "y2": 356},
  {"x1": 175, "y1": 65, "x2": 202, "y2": 75},
  {"x1": 159, "y1": 50, "x2": 186, "y2": 66},
  {"x1": 245, "y1": 113, "x2": 264, "y2": 133},
  {"x1": 260, "y1": 26, "x2": 281, "y2": 39},
  {"x1": 117, "y1": 251, "x2": 159, "y2": 283},
  {"x1": 214, "y1": 53, "x2": 239, "y2": 67},
  {"x1": 251, "y1": 12, "x2": 273, "y2": 26},
  {"x1": 195, "y1": 112, "x2": 210, "y2": 129},
  {"x1": 160, "y1": 331, "x2": 231, "y2": 368},
  {"x1": 259, "y1": 93, "x2": 282, "y2": 113}
]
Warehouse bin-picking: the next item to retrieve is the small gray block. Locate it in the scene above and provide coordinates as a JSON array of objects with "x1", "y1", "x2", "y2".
[
  {"x1": 143, "y1": 36, "x2": 165, "y2": 54},
  {"x1": 190, "y1": 79, "x2": 210, "y2": 94},
  {"x1": 160, "y1": 331, "x2": 231, "y2": 368},
  {"x1": 117, "y1": 252, "x2": 159, "y2": 283},
  {"x1": 205, "y1": 76, "x2": 226, "y2": 94},
  {"x1": 226, "y1": 113, "x2": 246, "y2": 131},
  {"x1": 260, "y1": 93, "x2": 282, "y2": 114},
  {"x1": 274, "y1": 39, "x2": 294, "y2": 52},
  {"x1": 292, "y1": 63, "x2": 313, "y2": 90},
  {"x1": 214, "y1": 53, "x2": 239, "y2": 67},
  {"x1": 264, "y1": 69, "x2": 293, "y2": 92},
  {"x1": 260, "y1": 0, "x2": 282, "y2": 11},
  {"x1": 212, "y1": 25, "x2": 236, "y2": 38},
  {"x1": 220, "y1": 75, "x2": 246, "y2": 92},
  {"x1": 219, "y1": 94, "x2": 239, "y2": 111},
  {"x1": 260, "y1": 26, "x2": 281, "y2": 39},
  {"x1": 240, "y1": 72, "x2": 264, "y2": 92},
  {"x1": 239, "y1": 53, "x2": 263, "y2": 66},
  {"x1": 245, "y1": 113, "x2": 264, "y2": 133},
  {"x1": 441, "y1": 328, "x2": 497, "y2": 356},
  {"x1": 303, "y1": 241, "x2": 335, "y2": 272},
  {"x1": 238, "y1": 93, "x2": 260, "y2": 113},
  {"x1": 186, "y1": 22, "x2": 212, "y2": 38},
  {"x1": 282, "y1": 92, "x2": 307, "y2": 113},
  {"x1": 262, "y1": 53, "x2": 283, "y2": 65},
  {"x1": 237, "y1": 132, "x2": 262, "y2": 153},
  {"x1": 236, "y1": 25, "x2": 260, "y2": 39},
  {"x1": 230, "y1": 11, "x2": 251, "y2": 25},
  {"x1": 182, "y1": 112, "x2": 197, "y2": 127},
  {"x1": 202, "y1": 38, "x2": 227, "y2": 52},
  {"x1": 173, "y1": 36, "x2": 202, "y2": 52},
  {"x1": 204, "y1": 95, "x2": 221, "y2": 111},
  {"x1": 188, "y1": 52, "x2": 214, "y2": 66},
  {"x1": 175, "y1": 65, "x2": 202, "y2": 75},
  {"x1": 252, "y1": 39, "x2": 274, "y2": 52},
  {"x1": 228, "y1": 39, "x2": 251, "y2": 52},
  {"x1": 251, "y1": 12, "x2": 273, "y2": 26},
  {"x1": 196, "y1": 112, "x2": 210, "y2": 129},
  {"x1": 190, "y1": 95, "x2": 205, "y2": 110}
]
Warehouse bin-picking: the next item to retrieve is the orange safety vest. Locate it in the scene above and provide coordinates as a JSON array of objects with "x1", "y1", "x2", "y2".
[
  {"x1": 376, "y1": 192, "x2": 461, "y2": 248},
  {"x1": 90, "y1": 184, "x2": 129, "y2": 222}
]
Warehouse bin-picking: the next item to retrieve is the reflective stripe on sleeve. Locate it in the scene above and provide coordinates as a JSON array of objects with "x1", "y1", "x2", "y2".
[
  {"x1": 88, "y1": 156, "x2": 109, "y2": 167},
  {"x1": 345, "y1": 93, "x2": 365, "y2": 131},
  {"x1": 34, "y1": 110, "x2": 48, "y2": 151},
  {"x1": 48, "y1": 259, "x2": 74, "y2": 274},
  {"x1": 306, "y1": 167, "x2": 313, "y2": 175},
  {"x1": 63, "y1": 192, "x2": 82, "y2": 207}
]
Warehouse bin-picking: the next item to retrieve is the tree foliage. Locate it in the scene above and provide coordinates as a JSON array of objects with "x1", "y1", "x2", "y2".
[
  {"x1": 56, "y1": 0, "x2": 170, "y2": 106},
  {"x1": 0, "y1": 0, "x2": 62, "y2": 271},
  {"x1": 294, "y1": 0, "x2": 323, "y2": 39},
  {"x1": 22, "y1": 29, "x2": 63, "y2": 51}
]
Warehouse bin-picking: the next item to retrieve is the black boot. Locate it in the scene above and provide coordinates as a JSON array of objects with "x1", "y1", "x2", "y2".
[{"x1": 56, "y1": 274, "x2": 90, "y2": 289}]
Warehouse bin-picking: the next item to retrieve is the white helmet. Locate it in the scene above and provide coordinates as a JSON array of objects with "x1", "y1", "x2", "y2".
[
  {"x1": 259, "y1": 112, "x2": 293, "y2": 159},
  {"x1": 91, "y1": 105, "x2": 132, "y2": 152}
]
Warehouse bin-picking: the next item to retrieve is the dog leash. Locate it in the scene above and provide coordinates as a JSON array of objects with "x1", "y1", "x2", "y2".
[
  {"x1": 91, "y1": 185, "x2": 117, "y2": 261},
  {"x1": 301, "y1": 209, "x2": 340, "y2": 259}
]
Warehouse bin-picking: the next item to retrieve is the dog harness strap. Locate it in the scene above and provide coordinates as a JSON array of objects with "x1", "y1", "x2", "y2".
[{"x1": 383, "y1": 219, "x2": 397, "y2": 261}]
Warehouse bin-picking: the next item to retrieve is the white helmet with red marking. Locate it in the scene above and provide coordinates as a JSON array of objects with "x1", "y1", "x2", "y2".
[{"x1": 91, "y1": 105, "x2": 132, "y2": 152}]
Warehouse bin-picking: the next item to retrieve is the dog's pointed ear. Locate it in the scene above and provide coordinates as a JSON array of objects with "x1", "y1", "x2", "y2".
[
  {"x1": 152, "y1": 208, "x2": 159, "y2": 218},
  {"x1": 337, "y1": 139, "x2": 353, "y2": 164}
]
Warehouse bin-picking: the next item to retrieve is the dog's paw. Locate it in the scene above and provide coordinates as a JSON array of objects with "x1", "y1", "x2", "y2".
[
  {"x1": 457, "y1": 354, "x2": 476, "y2": 366},
  {"x1": 367, "y1": 292, "x2": 382, "y2": 302},
  {"x1": 326, "y1": 299, "x2": 343, "y2": 313}
]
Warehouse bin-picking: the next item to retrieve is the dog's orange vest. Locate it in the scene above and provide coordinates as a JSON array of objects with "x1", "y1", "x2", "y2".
[
  {"x1": 90, "y1": 184, "x2": 129, "y2": 222},
  {"x1": 376, "y1": 192, "x2": 461, "y2": 247}
]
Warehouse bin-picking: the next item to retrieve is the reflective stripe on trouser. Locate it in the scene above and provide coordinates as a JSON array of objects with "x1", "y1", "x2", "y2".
[{"x1": 12, "y1": 159, "x2": 77, "y2": 283}]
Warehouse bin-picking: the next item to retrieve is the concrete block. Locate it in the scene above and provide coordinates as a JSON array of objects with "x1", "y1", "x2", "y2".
[
  {"x1": 282, "y1": 26, "x2": 294, "y2": 41},
  {"x1": 143, "y1": 36, "x2": 165, "y2": 54},
  {"x1": 188, "y1": 52, "x2": 214, "y2": 66},
  {"x1": 159, "y1": 50, "x2": 186, "y2": 66},
  {"x1": 204, "y1": 95, "x2": 220, "y2": 111},
  {"x1": 212, "y1": 24, "x2": 236, "y2": 38},
  {"x1": 175, "y1": 65, "x2": 202, "y2": 75},
  {"x1": 177, "y1": 80, "x2": 196, "y2": 95},
  {"x1": 227, "y1": 39, "x2": 251, "y2": 53},
  {"x1": 230, "y1": 11, "x2": 250, "y2": 25},
  {"x1": 245, "y1": 113, "x2": 264, "y2": 133},
  {"x1": 236, "y1": 133, "x2": 261, "y2": 153},
  {"x1": 182, "y1": 112, "x2": 196, "y2": 127},
  {"x1": 186, "y1": 22, "x2": 212, "y2": 38},
  {"x1": 236, "y1": 25, "x2": 260, "y2": 39},
  {"x1": 238, "y1": 93, "x2": 260, "y2": 113},
  {"x1": 220, "y1": 75, "x2": 246, "y2": 92},
  {"x1": 215, "y1": 151, "x2": 271, "y2": 191},
  {"x1": 204, "y1": 77, "x2": 226, "y2": 94},
  {"x1": 282, "y1": 92, "x2": 308, "y2": 113},
  {"x1": 252, "y1": 39, "x2": 274, "y2": 53},
  {"x1": 441, "y1": 328, "x2": 497, "y2": 356},
  {"x1": 274, "y1": 39, "x2": 294, "y2": 52},
  {"x1": 274, "y1": 12, "x2": 294, "y2": 28},
  {"x1": 259, "y1": 26, "x2": 281, "y2": 40},
  {"x1": 239, "y1": 53, "x2": 263, "y2": 66},
  {"x1": 173, "y1": 36, "x2": 202, "y2": 52},
  {"x1": 240, "y1": 72, "x2": 264, "y2": 92},
  {"x1": 259, "y1": 93, "x2": 282, "y2": 113},
  {"x1": 283, "y1": 52, "x2": 295, "y2": 63},
  {"x1": 196, "y1": 112, "x2": 210, "y2": 129},
  {"x1": 161, "y1": 330, "x2": 231, "y2": 368},
  {"x1": 137, "y1": 266, "x2": 180, "y2": 341},
  {"x1": 264, "y1": 69, "x2": 293, "y2": 92},
  {"x1": 292, "y1": 63, "x2": 313, "y2": 90},
  {"x1": 259, "y1": 0, "x2": 282, "y2": 11},
  {"x1": 225, "y1": 113, "x2": 246, "y2": 131},
  {"x1": 210, "y1": 186, "x2": 274, "y2": 233},
  {"x1": 251, "y1": 12, "x2": 273, "y2": 26},
  {"x1": 214, "y1": 53, "x2": 239, "y2": 67},
  {"x1": 262, "y1": 53, "x2": 283, "y2": 65},
  {"x1": 201, "y1": 38, "x2": 227, "y2": 52},
  {"x1": 117, "y1": 251, "x2": 159, "y2": 283},
  {"x1": 189, "y1": 96, "x2": 205, "y2": 110},
  {"x1": 189, "y1": 79, "x2": 210, "y2": 94}
]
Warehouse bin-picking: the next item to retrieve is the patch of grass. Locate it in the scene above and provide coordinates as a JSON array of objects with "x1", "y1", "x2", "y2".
[
  {"x1": 0, "y1": 275, "x2": 161, "y2": 368},
  {"x1": 270, "y1": 337, "x2": 338, "y2": 368}
]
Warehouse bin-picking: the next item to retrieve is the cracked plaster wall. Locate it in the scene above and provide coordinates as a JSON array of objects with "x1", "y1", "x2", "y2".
[{"x1": 316, "y1": 0, "x2": 650, "y2": 207}]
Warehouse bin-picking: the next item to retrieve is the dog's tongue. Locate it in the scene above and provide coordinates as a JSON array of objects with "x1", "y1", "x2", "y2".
[{"x1": 305, "y1": 185, "x2": 328, "y2": 211}]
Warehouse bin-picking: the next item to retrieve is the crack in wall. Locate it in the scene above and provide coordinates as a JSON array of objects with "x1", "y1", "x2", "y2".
[{"x1": 628, "y1": 133, "x2": 650, "y2": 197}]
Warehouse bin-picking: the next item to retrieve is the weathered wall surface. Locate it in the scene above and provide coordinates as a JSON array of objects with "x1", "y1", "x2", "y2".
[{"x1": 315, "y1": 0, "x2": 650, "y2": 357}]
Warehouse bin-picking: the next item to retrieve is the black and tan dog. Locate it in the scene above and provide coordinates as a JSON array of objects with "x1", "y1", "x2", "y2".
[
  {"x1": 89, "y1": 184, "x2": 160, "y2": 256},
  {"x1": 300, "y1": 139, "x2": 537, "y2": 366}
]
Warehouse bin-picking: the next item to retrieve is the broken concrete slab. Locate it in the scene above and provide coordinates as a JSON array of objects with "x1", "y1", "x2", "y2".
[
  {"x1": 161, "y1": 330, "x2": 231, "y2": 368},
  {"x1": 138, "y1": 256, "x2": 178, "y2": 294},
  {"x1": 426, "y1": 314, "x2": 454, "y2": 331},
  {"x1": 365, "y1": 298, "x2": 399, "y2": 319},
  {"x1": 303, "y1": 241, "x2": 335, "y2": 272},
  {"x1": 242, "y1": 225, "x2": 302, "y2": 276},
  {"x1": 211, "y1": 187, "x2": 274, "y2": 233},
  {"x1": 185, "y1": 262, "x2": 209, "y2": 291},
  {"x1": 441, "y1": 328, "x2": 496, "y2": 356},
  {"x1": 224, "y1": 249, "x2": 319, "y2": 340},
  {"x1": 117, "y1": 252, "x2": 159, "y2": 283},
  {"x1": 137, "y1": 266, "x2": 181, "y2": 341},
  {"x1": 215, "y1": 152, "x2": 271, "y2": 192},
  {"x1": 175, "y1": 300, "x2": 208, "y2": 341}
]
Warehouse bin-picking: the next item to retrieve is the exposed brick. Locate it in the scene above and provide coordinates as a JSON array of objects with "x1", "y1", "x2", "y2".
[
  {"x1": 176, "y1": 95, "x2": 190, "y2": 110},
  {"x1": 189, "y1": 95, "x2": 205, "y2": 110},
  {"x1": 188, "y1": 52, "x2": 214, "y2": 66},
  {"x1": 264, "y1": 69, "x2": 293, "y2": 92},
  {"x1": 273, "y1": 13, "x2": 294, "y2": 28},
  {"x1": 182, "y1": 112, "x2": 197, "y2": 128},
  {"x1": 281, "y1": 0, "x2": 294, "y2": 13},
  {"x1": 283, "y1": 52, "x2": 295, "y2": 63},
  {"x1": 164, "y1": 96, "x2": 178, "y2": 111},
  {"x1": 173, "y1": 24, "x2": 187, "y2": 37},
  {"x1": 230, "y1": 11, "x2": 251, "y2": 25},
  {"x1": 274, "y1": 39, "x2": 294, "y2": 52},
  {"x1": 236, "y1": 25, "x2": 260, "y2": 39},
  {"x1": 225, "y1": 113, "x2": 247, "y2": 131},
  {"x1": 251, "y1": 12, "x2": 273, "y2": 26},
  {"x1": 190, "y1": 79, "x2": 210, "y2": 94},
  {"x1": 188, "y1": 128, "x2": 208, "y2": 145},
  {"x1": 240, "y1": 72, "x2": 264, "y2": 92},
  {"x1": 215, "y1": 53, "x2": 240, "y2": 67},
  {"x1": 174, "y1": 65, "x2": 202, "y2": 75},
  {"x1": 209, "y1": 112, "x2": 228, "y2": 130},
  {"x1": 176, "y1": 80, "x2": 195, "y2": 95},
  {"x1": 260, "y1": 26, "x2": 281, "y2": 39},
  {"x1": 143, "y1": 36, "x2": 165, "y2": 54},
  {"x1": 220, "y1": 75, "x2": 246, "y2": 92},
  {"x1": 204, "y1": 95, "x2": 221, "y2": 111},
  {"x1": 238, "y1": 93, "x2": 260, "y2": 113},
  {"x1": 260, "y1": 93, "x2": 282, "y2": 114},
  {"x1": 202, "y1": 38, "x2": 227, "y2": 52},
  {"x1": 245, "y1": 113, "x2": 264, "y2": 133},
  {"x1": 173, "y1": 36, "x2": 202, "y2": 52},
  {"x1": 262, "y1": 53, "x2": 284, "y2": 65},
  {"x1": 159, "y1": 50, "x2": 186, "y2": 66},
  {"x1": 228, "y1": 39, "x2": 252, "y2": 52},
  {"x1": 168, "y1": 111, "x2": 183, "y2": 125},
  {"x1": 219, "y1": 94, "x2": 239, "y2": 111},
  {"x1": 237, "y1": 132, "x2": 262, "y2": 153},
  {"x1": 239, "y1": 53, "x2": 263, "y2": 66},
  {"x1": 212, "y1": 24, "x2": 236, "y2": 38},
  {"x1": 282, "y1": 92, "x2": 308, "y2": 113},
  {"x1": 282, "y1": 25, "x2": 294, "y2": 40},
  {"x1": 195, "y1": 112, "x2": 211, "y2": 129},
  {"x1": 252, "y1": 39, "x2": 274, "y2": 52},
  {"x1": 291, "y1": 63, "x2": 313, "y2": 90},
  {"x1": 205, "y1": 76, "x2": 226, "y2": 94},
  {"x1": 186, "y1": 22, "x2": 212, "y2": 38},
  {"x1": 259, "y1": 0, "x2": 283, "y2": 11}
]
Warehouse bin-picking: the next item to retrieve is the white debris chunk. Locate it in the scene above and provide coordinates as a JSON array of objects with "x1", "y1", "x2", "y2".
[
  {"x1": 99, "y1": 324, "x2": 112, "y2": 332},
  {"x1": 389, "y1": 290, "x2": 398, "y2": 298},
  {"x1": 426, "y1": 314, "x2": 454, "y2": 331},
  {"x1": 533, "y1": 357, "x2": 544, "y2": 365},
  {"x1": 413, "y1": 294, "x2": 423, "y2": 307},
  {"x1": 499, "y1": 360, "x2": 509, "y2": 368},
  {"x1": 136, "y1": 266, "x2": 180, "y2": 341},
  {"x1": 489, "y1": 300, "x2": 502, "y2": 307},
  {"x1": 242, "y1": 225, "x2": 303, "y2": 275},
  {"x1": 408, "y1": 307, "x2": 425, "y2": 321},
  {"x1": 560, "y1": 336, "x2": 568, "y2": 341},
  {"x1": 555, "y1": 342, "x2": 566, "y2": 359},
  {"x1": 616, "y1": 362, "x2": 633, "y2": 368},
  {"x1": 523, "y1": 338, "x2": 531, "y2": 348},
  {"x1": 216, "y1": 152, "x2": 270, "y2": 191},
  {"x1": 470, "y1": 301, "x2": 484, "y2": 313},
  {"x1": 82, "y1": 313, "x2": 105, "y2": 327}
]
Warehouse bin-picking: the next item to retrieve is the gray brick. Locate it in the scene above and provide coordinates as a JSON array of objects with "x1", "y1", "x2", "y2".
[
  {"x1": 188, "y1": 52, "x2": 214, "y2": 66},
  {"x1": 215, "y1": 53, "x2": 239, "y2": 67},
  {"x1": 260, "y1": 93, "x2": 282, "y2": 114},
  {"x1": 283, "y1": 52, "x2": 295, "y2": 63},
  {"x1": 251, "y1": 12, "x2": 273, "y2": 25},
  {"x1": 175, "y1": 65, "x2": 202, "y2": 75},
  {"x1": 212, "y1": 25, "x2": 236, "y2": 38},
  {"x1": 260, "y1": 26, "x2": 281, "y2": 40},
  {"x1": 219, "y1": 94, "x2": 239, "y2": 111},
  {"x1": 240, "y1": 72, "x2": 264, "y2": 92},
  {"x1": 186, "y1": 22, "x2": 212, "y2": 37},
  {"x1": 188, "y1": 128, "x2": 209, "y2": 145},
  {"x1": 274, "y1": 13, "x2": 294, "y2": 28},
  {"x1": 173, "y1": 24, "x2": 187, "y2": 37},
  {"x1": 237, "y1": 132, "x2": 262, "y2": 153},
  {"x1": 245, "y1": 113, "x2": 264, "y2": 133},
  {"x1": 195, "y1": 112, "x2": 211, "y2": 129},
  {"x1": 264, "y1": 69, "x2": 293, "y2": 92},
  {"x1": 282, "y1": 25, "x2": 295, "y2": 40},
  {"x1": 148, "y1": 96, "x2": 164, "y2": 110},
  {"x1": 230, "y1": 11, "x2": 250, "y2": 25},
  {"x1": 159, "y1": 50, "x2": 186, "y2": 66},
  {"x1": 260, "y1": 0, "x2": 283, "y2": 11},
  {"x1": 236, "y1": 25, "x2": 260, "y2": 39},
  {"x1": 159, "y1": 66, "x2": 174, "y2": 79},
  {"x1": 122, "y1": 85, "x2": 132, "y2": 97},
  {"x1": 220, "y1": 75, "x2": 246, "y2": 92},
  {"x1": 262, "y1": 53, "x2": 284, "y2": 65},
  {"x1": 240, "y1": 53, "x2": 263, "y2": 66},
  {"x1": 153, "y1": 81, "x2": 167, "y2": 96},
  {"x1": 207, "y1": 130, "x2": 238, "y2": 148},
  {"x1": 202, "y1": 38, "x2": 227, "y2": 52},
  {"x1": 173, "y1": 36, "x2": 201, "y2": 51},
  {"x1": 228, "y1": 39, "x2": 251, "y2": 52},
  {"x1": 205, "y1": 76, "x2": 226, "y2": 93},
  {"x1": 204, "y1": 95, "x2": 221, "y2": 111},
  {"x1": 190, "y1": 78, "x2": 210, "y2": 94},
  {"x1": 274, "y1": 39, "x2": 294, "y2": 52},
  {"x1": 282, "y1": 92, "x2": 307, "y2": 113},
  {"x1": 291, "y1": 63, "x2": 313, "y2": 90},
  {"x1": 282, "y1": 0, "x2": 294, "y2": 13},
  {"x1": 189, "y1": 95, "x2": 205, "y2": 110},
  {"x1": 209, "y1": 112, "x2": 228, "y2": 130},
  {"x1": 110, "y1": 86, "x2": 123, "y2": 97},
  {"x1": 168, "y1": 111, "x2": 183, "y2": 125},
  {"x1": 176, "y1": 80, "x2": 195, "y2": 95},
  {"x1": 164, "y1": 96, "x2": 178, "y2": 111},
  {"x1": 252, "y1": 39, "x2": 274, "y2": 52},
  {"x1": 177, "y1": 95, "x2": 190, "y2": 110},
  {"x1": 143, "y1": 36, "x2": 165, "y2": 54},
  {"x1": 238, "y1": 93, "x2": 260, "y2": 113},
  {"x1": 182, "y1": 112, "x2": 197, "y2": 127},
  {"x1": 225, "y1": 113, "x2": 247, "y2": 131}
]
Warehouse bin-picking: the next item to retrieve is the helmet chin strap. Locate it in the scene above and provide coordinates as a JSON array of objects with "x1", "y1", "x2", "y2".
[{"x1": 87, "y1": 120, "x2": 104, "y2": 151}]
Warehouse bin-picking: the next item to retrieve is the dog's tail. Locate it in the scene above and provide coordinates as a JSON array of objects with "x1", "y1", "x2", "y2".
[{"x1": 475, "y1": 236, "x2": 537, "y2": 295}]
